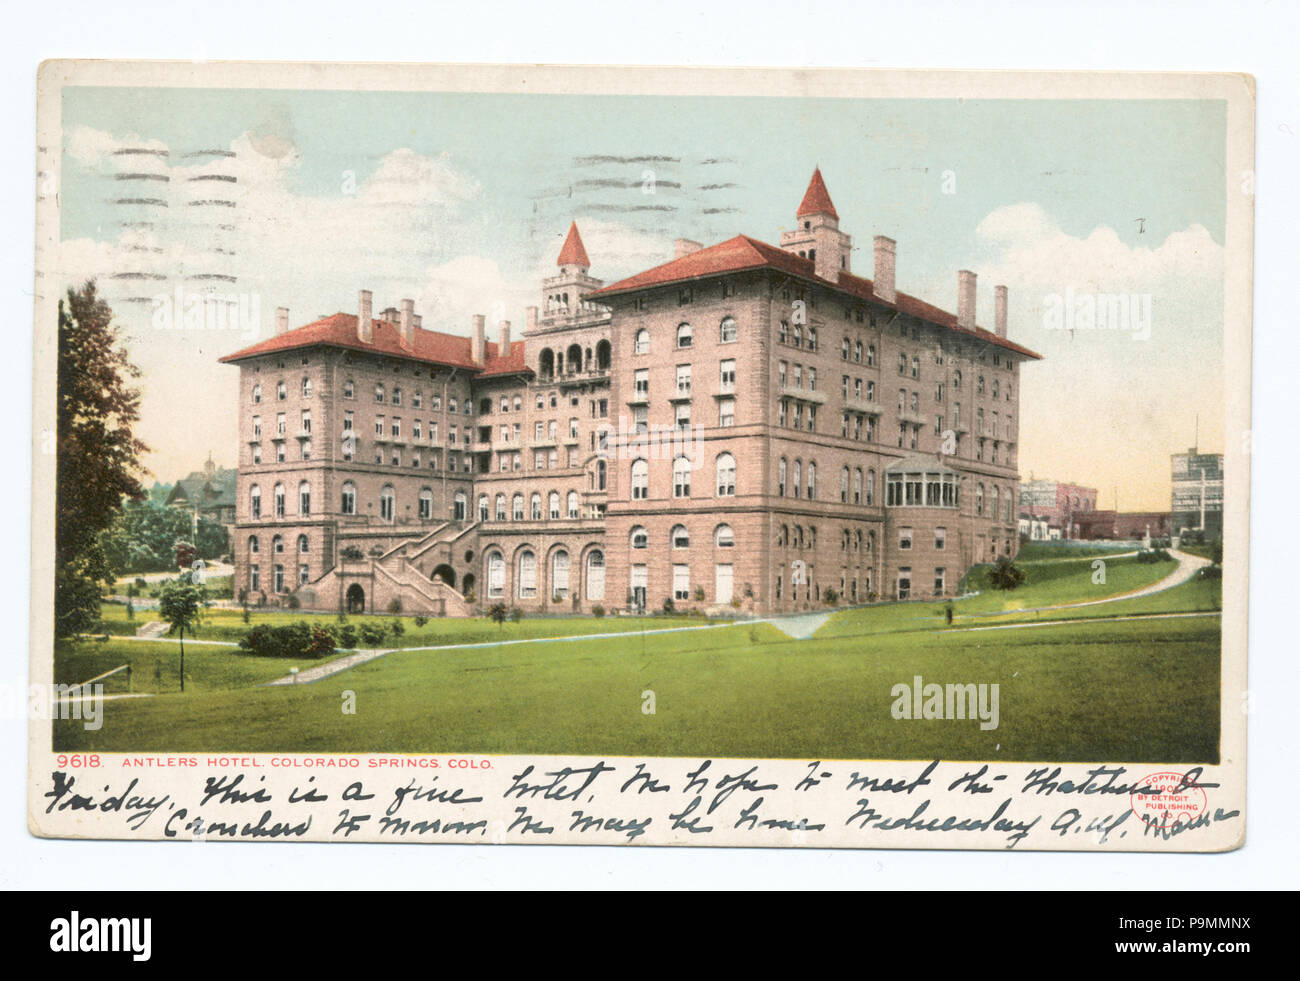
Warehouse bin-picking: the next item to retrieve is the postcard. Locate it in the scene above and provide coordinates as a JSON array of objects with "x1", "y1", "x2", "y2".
[{"x1": 28, "y1": 62, "x2": 1252, "y2": 849}]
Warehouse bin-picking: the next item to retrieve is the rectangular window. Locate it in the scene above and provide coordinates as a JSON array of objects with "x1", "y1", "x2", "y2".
[
  {"x1": 934, "y1": 568, "x2": 945, "y2": 596},
  {"x1": 718, "y1": 397, "x2": 734, "y2": 428},
  {"x1": 676, "y1": 364, "x2": 692, "y2": 396},
  {"x1": 899, "y1": 527, "x2": 913, "y2": 550},
  {"x1": 935, "y1": 527, "x2": 946, "y2": 550},
  {"x1": 719, "y1": 359, "x2": 735, "y2": 391}
]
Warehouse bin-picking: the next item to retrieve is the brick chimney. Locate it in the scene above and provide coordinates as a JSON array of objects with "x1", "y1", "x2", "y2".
[
  {"x1": 275, "y1": 306, "x2": 289, "y2": 335},
  {"x1": 873, "y1": 236, "x2": 896, "y2": 304},
  {"x1": 674, "y1": 238, "x2": 703, "y2": 259},
  {"x1": 994, "y1": 285, "x2": 1008, "y2": 338},
  {"x1": 957, "y1": 270, "x2": 977, "y2": 331},
  {"x1": 471, "y1": 314, "x2": 486, "y2": 365},
  {"x1": 525, "y1": 305, "x2": 538, "y2": 333},
  {"x1": 497, "y1": 319, "x2": 511, "y2": 357},
  {"x1": 358, "y1": 290, "x2": 373, "y2": 343},
  {"x1": 400, "y1": 298, "x2": 415, "y2": 347}
]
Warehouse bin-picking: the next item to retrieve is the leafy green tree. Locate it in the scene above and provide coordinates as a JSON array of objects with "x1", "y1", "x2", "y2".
[
  {"x1": 158, "y1": 577, "x2": 206, "y2": 691},
  {"x1": 56, "y1": 281, "x2": 147, "y2": 635},
  {"x1": 488, "y1": 603, "x2": 508, "y2": 630},
  {"x1": 987, "y1": 556, "x2": 1027, "y2": 592}
]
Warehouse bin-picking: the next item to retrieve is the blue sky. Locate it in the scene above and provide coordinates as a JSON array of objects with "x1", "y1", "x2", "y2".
[{"x1": 58, "y1": 87, "x2": 1227, "y2": 507}]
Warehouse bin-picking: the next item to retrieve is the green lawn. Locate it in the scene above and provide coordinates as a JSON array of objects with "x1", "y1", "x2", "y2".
[
  {"x1": 1015, "y1": 541, "x2": 1139, "y2": 561},
  {"x1": 53, "y1": 637, "x2": 340, "y2": 695},
  {"x1": 54, "y1": 615, "x2": 1220, "y2": 763},
  {"x1": 53, "y1": 552, "x2": 1219, "y2": 762}
]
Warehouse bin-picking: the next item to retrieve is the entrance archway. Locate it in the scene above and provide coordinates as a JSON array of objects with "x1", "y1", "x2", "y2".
[
  {"x1": 431, "y1": 564, "x2": 456, "y2": 589},
  {"x1": 461, "y1": 573, "x2": 476, "y2": 596},
  {"x1": 345, "y1": 583, "x2": 366, "y2": 614}
]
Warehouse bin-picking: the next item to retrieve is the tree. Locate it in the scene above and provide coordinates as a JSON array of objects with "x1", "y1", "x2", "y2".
[
  {"x1": 987, "y1": 556, "x2": 1026, "y2": 591},
  {"x1": 488, "y1": 603, "x2": 508, "y2": 630},
  {"x1": 158, "y1": 577, "x2": 206, "y2": 692},
  {"x1": 56, "y1": 281, "x2": 148, "y2": 635}
]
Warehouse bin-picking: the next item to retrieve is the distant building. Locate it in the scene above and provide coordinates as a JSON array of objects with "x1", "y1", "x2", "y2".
[
  {"x1": 1171, "y1": 448, "x2": 1223, "y2": 539},
  {"x1": 1018, "y1": 513, "x2": 1049, "y2": 541},
  {"x1": 1018, "y1": 478, "x2": 1098, "y2": 538},
  {"x1": 166, "y1": 455, "x2": 238, "y2": 527}
]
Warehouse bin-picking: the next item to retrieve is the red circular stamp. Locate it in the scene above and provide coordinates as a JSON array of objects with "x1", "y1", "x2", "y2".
[{"x1": 1130, "y1": 771, "x2": 1208, "y2": 830}]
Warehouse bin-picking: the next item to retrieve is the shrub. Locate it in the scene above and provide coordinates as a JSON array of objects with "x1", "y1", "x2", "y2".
[
  {"x1": 387, "y1": 598, "x2": 403, "y2": 615},
  {"x1": 1198, "y1": 565, "x2": 1223, "y2": 581},
  {"x1": 508, "y1": 607, "x2": 523, "y2": 623},
  {"x1": 591, "y1": 604, "x2": 605, "y2": 618},
  {"x1": 340, "y1": 545, "x2": 365, "y2": 562},
  {"x1": 359, "y1": 622, "x2": 388, "y2": 646},
  {"x1": 987, "y1": 556, "x2": 1026, "y2": 591},
  {"x1": 308, "y1": 626, "x2": 337, "y2": 658},
  {"x1": 464, "y1": 587, "x2": 476, "y2": 604},
  {"x1": 336, "y1": 624, "x2": 358, "y2": 648},
  {"x1": 693, "y1": 586, "x2": 705, "y2": 602},
  {"x1": 1135, "y1": 548, "x2": 1172, "y2": 564},
  {"x1": 134, "y1": 578, "x2": 147, "y2": 592},
  {"x1": 413, "y1": 615, "x2": 428, "y2": 628},
  {"x1": 239, "y1": 621, "x2": 315, "y2": 658},
  {"x1": 488, "y1": 603, "x2": 508, "y2": 628},
  {"x1": 286, "y1": 593, "x2": 301, "y2": 610},
  {"x1": 823, "y1": 588, "x2": 838, "y2": 606},
  {"x1": 662, "y1": 597, "x2": 675, "y2": 615},
  {"x1": 390, "y1": 619, "x2": 406, "y2": 638}
]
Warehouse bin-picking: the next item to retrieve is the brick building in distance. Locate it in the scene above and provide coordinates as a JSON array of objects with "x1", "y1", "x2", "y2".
[
  {"x1": 1018, "y1": 478, "x2": 1098, "y2": 539},
  {"x1": 220, "y1": 170, "x2": 1041, "y2": 616},
  {"x1": 1171, "y1": 448, "x2": 1224, "y2": 540}
]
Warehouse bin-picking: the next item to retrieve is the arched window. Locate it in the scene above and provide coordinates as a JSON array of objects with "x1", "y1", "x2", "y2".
[
  {"x1": 249, "y1": 535, "x2": 259, "y2": 554},
  {"x1": 517, "y1": 550, "x2": 537, "y2": 599},
  {"x1": 548, "y1": 491, "x2": 561, "y2": 520},
  {"x1": 298, "y1": 480, "x2": 311, "y2": 515},
  {"x1": 551, "y1": 550, "x2": 570, "y2": 598},
  {"x1": 953, "y1": 369, "x2": 962, "y2": 389},
  {"x1": 596, "y1": 459, "x2": 607, "y2": 491},
  {"x1": 866, "y1": 468, "x2": 876, "y2": 506},
  {"x1": 340, "y1": 481, "x2": 356, "y2": 515},
  {"x1": 779, "y1": 458, "x2": 788, "y2": 497},
  {"x1": 991, "y1": 486, "x2": 1000, "y2": 521},
  {"x1": 976, "y1": 483, "x2": 984, "y2": 516},
  {"x1": 720, "y1": 316, "x2": 738, "y2": 342},
  {"x1": 301, "y1": 377, "x2": 312, "y2": 398},
  {"x1": 585, "y1": 550, "x2": 606, "y2": 600},
  {"x1": 249, "y1": 484, "x2": 261, "y2": 519},
  {"x1": 276, "y1": 380, "x2": 287, "y2": 400},
  {"x1": 676, "y1": 322, "x2": 693, "y2": 348},
  {"x1": 272, "y1": 534, "x2": 284, "y2": 554},
  {"x1": 841, "y1": 467, "x2": 849, "y2": 503},
  {"x1": 630, "y1": 526, "x2": 648, "y2": 550},
  {"x1": 792, "y1": 460, "x2": 802, "y2": 498},
  {"x1": 867, "y1": 344, "x2": 876, "y2": 366},
  {"x1": 631, "y1": 459, "x2": 649, "y2": 499},
  {"x1": 672, "y1": 456, "x2": 691, "y2": 497},
  {"x1": 716, "y1": 453, "x2": 735, "y2": 497},
  {"x1": 495, "y1": 494, "x2": 507, "y2": 521},
  {"x1": 512, "y1": 494, "x2": 524, "y2": 521},
  {"x1": 806, "y1": 461, "x2": 817, "y2": 499},
  {"x1": 477, "y1": 495, "x2": 489, "y2": 522},
  {"x1": 853, "y1": 468, "x2": 862, "y2": 504},
  {"x1": 671, "y1": 525, "x2": 690, "y2": 549},
  {"x1": 486, "y1": 550, "x2": 505, "y2": 599},
  {"x1": 251, "y1": 383, "x2": 262, "y2": 404},
  {"x1": 380, "y1": 484, "x2": 395, "y2": 521},
  {"x1": 273, "y1": 483, "x2": 286, "y2": 518},
  {"x1": 634, "y1": 329, "x2": 650, "y2": 355},
  {"x1": 566, "y1": 490, "x2": 579, "y2": 519},
  {"x1": 297, "y1": 534, "x2": 309, "y2": 554},
  {"x1": 715, "y1": 524, "x2": 734, "y2": 548},
  {"x1": 530, "y1": 493, "x2": 542, "y2": 520},
  {"x1": 453, "y1": 492, "x2": 466, "y2": 521},
  {"x1": 419, "y1": 487, "x2": 433, "y2": 520},
  {"x1": 595, "y1": 339, "x2": 611, "y2": 370}
]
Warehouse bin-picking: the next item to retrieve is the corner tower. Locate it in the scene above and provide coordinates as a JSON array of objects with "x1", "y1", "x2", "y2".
[{"x1": 780, "y1": 167, "x2": 852, "y2": 283}]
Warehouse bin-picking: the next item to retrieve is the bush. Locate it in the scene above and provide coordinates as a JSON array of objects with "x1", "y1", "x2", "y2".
[
  {"x1": 286, "y1": 593, "x2": 301, "y2": 610},
  {"x1": 340, "y1": 545, "x2": 365, "y2": 562},
  {"x1": 488, "y1": 603, "x2": 508, "y2": 628},
  {"x1": 387, "y1": 598, "x2": 403, "y2": 615},
  {"x1": 359, "y1": 622, "x2": 388, "y2": 646},
  {"x1": 239, "y1": 621, "x2": 316, "y2": 658},
  {"x1": 1198, "y1": 565, "x2": 1223, "y2": 581},
  {"x1": 1135, "y1": 548, "x2": 1172, "y2": 564},
  {"x1": 987, "y1": 556, "x2": 1026, "y2": 591},
  {"x1": 413, "y1": 615, "x2": 428, "y2": 628},
  {"x1": 508, "y1": 607, "x2": 523, "y2": 623},
  {"x1": 390, "y1": 619, "x2": 405, "y2": 638},
  {"x1": 591, "y1": 605, "x2": 605, "y2": 618},
  {"x1": 336, "y1": 624, "x2": 358, "y2": 648},
  {"x1": 308, "y1": 626, "x2": 337, "y2": 658},
  {"x1": 134, "y1": 578, "x2": 147, "y2": 592},
  {"x1": 662, "y1": 597, "x2": 675, "y2": 615},
  {"x1": 823, "y1": 588, "x2": 838, "y2": 606},
  {"x1": 693, "y1": 586, "x2": 705, "y2": 602}
]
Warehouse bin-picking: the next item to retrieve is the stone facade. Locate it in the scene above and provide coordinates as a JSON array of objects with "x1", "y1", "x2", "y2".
[{"x1": 221, "y1": 171, "x2": 1040, "y2": 616}]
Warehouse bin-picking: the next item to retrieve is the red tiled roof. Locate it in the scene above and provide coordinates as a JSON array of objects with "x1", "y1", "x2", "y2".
[
  {"x1": 219, "y1": 314, "x2": 535, "y2": 375},
  {"x1": 557, "y1": 221, "x2": 590, "y2": 267},
  {"x1": 796, "y1": 167, "x2": 839, "y2": 220},
  {"x1": 479, "y1": 339, "x2": 530, "y2": 377},
  {"x1": 588, "y1": 234, "x2": 1042, "y2": 360}
]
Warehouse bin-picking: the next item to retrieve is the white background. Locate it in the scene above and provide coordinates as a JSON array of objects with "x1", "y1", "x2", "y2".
[{"x1": 3, "y1": 0, "x2": 1295, "y2": 891}]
